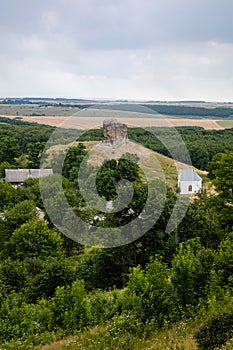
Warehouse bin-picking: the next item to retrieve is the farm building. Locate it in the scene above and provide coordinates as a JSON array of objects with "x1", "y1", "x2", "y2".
[
  {"x1": 178, "y1": 169, "x2": 202, "y2": 195},
  {"x1": 5, "y1": 169, "x2": 53, "y2": 186}
]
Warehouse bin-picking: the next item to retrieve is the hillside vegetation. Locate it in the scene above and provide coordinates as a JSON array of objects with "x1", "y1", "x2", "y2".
[{"x1": 0, "y1": 122, "x2": 232, "y2": 349}]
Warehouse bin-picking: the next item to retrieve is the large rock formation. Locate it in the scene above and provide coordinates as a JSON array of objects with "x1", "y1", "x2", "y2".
[{"x1": 103, "y1": 119, "x2": 128, "y2": 148}]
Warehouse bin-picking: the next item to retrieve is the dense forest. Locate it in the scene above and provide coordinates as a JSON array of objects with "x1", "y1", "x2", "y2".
[
  {"x1": 143, "y1": 104, "x2": 233, "y2": 119},
  {"x1": 0, "y1": 121, "x2": 232, "y2": 349}
]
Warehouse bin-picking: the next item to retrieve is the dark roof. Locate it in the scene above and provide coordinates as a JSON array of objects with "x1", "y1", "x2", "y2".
[
  {"x1": 5, "y1": 169, "x2": 53, "y2": 183},
  {"x1": 178, "y1": 169, "x2": 202, "y2": 182}
]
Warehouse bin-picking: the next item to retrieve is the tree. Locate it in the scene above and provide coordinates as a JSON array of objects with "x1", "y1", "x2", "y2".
[
  {"x1": 0, "y1": 137, "x2": 20, "y2": 164},
  {"x1": 0, "y1": 162, "x2": 14, "y2": 178},
  {"x1": 3, "y1": 200, "x2": 38, "y2": 235},
  {"x1": 0, "y1": 181, "x2": 15, "y2": 211},
  {"x1": 207, "y1": 152, "x2": 233, "y2": 231},
  {"x1": 27, "y1": 142, "x2": 46, "y2": 168},
  {"x1": 63, "y1": 143, "x2": 87, "y2": 181},
  {"x1": 0, "y1": 258, "x2": 28, "y2": 292},
  {"x1": 171, "y1": 238, "x2": 202, "y2": 308},
  {"x1": 25, "y1": 257, "x2": 76, "y2": 301},
  {"x1": 214, "y1": 233, "x2": 233, "y2": 288},
  {"x1": 125, "y1": 258, "x2": 177, "y2": 326},
  {"x1": 5, "y1": 220, "x2": 63, "y2": 260},
  {"x1": 211, "y1": 152, "x2": 233, "y2": 202}
]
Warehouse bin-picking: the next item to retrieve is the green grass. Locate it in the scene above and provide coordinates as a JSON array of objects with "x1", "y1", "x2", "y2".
[
  {"x1": 0, "y1": 104, "x2": 81, "y2": 117},
  {"x1": 34, "y1": 319, "x2": 200, "y2": 350},
  {"x1": 217, "y1": 120, "x2": 233, "y2": 128}
]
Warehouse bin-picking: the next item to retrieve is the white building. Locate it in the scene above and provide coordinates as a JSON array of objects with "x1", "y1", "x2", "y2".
[{"x1": 178, "y1": 169, "x2": 202, "y2": 195}]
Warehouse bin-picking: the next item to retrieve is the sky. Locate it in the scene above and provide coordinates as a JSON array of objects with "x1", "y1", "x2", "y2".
[{"x1": 0, "y1": 0, "x2": 233, "y2": 101}]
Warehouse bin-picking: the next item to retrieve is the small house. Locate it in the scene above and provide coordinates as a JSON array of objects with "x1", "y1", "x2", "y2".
[
  {"x1": 178, "y1": 169, "x2": 202, "y2": 195},
  {"x1": 5, "y1": 169, "x2": 53, "y2": 187}
]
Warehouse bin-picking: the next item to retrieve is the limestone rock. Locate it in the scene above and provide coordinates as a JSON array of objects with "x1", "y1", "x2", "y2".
[{"x1": 103, "y1": 119, "x2": 128, "y2": 148}]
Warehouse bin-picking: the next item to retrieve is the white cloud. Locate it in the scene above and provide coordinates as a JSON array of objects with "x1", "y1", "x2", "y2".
[{"x1": 0, "y1": 0, "x2": 233, "y2": 100}]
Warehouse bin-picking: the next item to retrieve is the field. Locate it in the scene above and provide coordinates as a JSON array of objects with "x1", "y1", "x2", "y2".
[
  {"x1": 217, "y1": 120, "x2": 233, "y2": 128},
  {"x1": 0, "y1": 104, "x2": 81, "y2": 116},
  {"x1": 0, "y1": 114, "x2": 226, "y2": 130}
]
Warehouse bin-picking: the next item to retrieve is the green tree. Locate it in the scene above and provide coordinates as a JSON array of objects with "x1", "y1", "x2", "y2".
[
  {"x1": 207, "y1": 152, "x2": 233, "y2": 231},
  {"x1": 63, "y1": 143, "x2": 87, "y2": 181},
  {"x1": 0, "y1": 137, "x2": 20, "y2": 164},
  {"x1": 0, "y1": 162, "x2": 14, "y2": 178},
  {"x1": 5, "y1": 220, "x2": 63, "y2": 260},
  {"x1": 27, "y1": 142, "x2": 46, "y2": 168},
  {"x1": 214, "y1": 233, "x2": 233, "y2": 289},
  {"x1": 25, "y1": 257, "x2": 75, "y2": 301},
  {"x1": 3, "y1": 200, "x2": 38, "y2": 235},
  {"x1": 0, "y1": 258, "x2": 28, "y2": 292},
  {"x1": 211, "y1": 152, "x2": 233, "y2": 202},
  {"x1": 125, "y1": 258, "x2": 177, "y2": 326},
  {"x1": 171, "y1": 238, "x2": 202, "y2": 309},
  {"x1": 0, "y1": 181, "x2": 15, "y2": 211}
]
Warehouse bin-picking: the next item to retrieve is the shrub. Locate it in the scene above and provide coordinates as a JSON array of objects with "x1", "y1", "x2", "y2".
[
  {"x1": 194, "y1": 309, "x2": 233, "y2": 349},
  {"x1": 124, "y1": 259, "x2": 177, "y2": 327},
  {"x1": 50, "y1": 279, "x2": 90, "y2": 334},
  {"x1": 25, "y1": 257, "x2": 76, "y2": 301}
]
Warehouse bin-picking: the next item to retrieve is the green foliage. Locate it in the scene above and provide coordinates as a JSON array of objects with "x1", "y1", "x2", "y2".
[
  {"x1": 27, "y1": 142, "x2": 46, "y2": 168},
  {"x1": 212, "y1": 152, "x2": 233, "y2": 202},
  {"x1": 171, "y1": 239, "x2": 203, "y2": 308},
  {"x1": 143, "y1": 104, "x2": 233, "y2": 118},
  {"x1": 194, "y1": 309, "x2": 233, "y2": 349},
  {"x1": 50, "y1": 280, "x2": 89, "y2": 333},
  {"x1": 5, "y1": 220, "x2": 63, "y2": 260},
  {"x1": 25, "y1": 257, "x2": 76, "y2": 301},
  {"x1": 0, "y1": 137, "x2": 20, "y2": 164},
  {"x1": 0, "y1": 122, "x2": 232, "y2": 349},
  {"x1": 0, "y1": 258, "x2": 28, "y2": 292},
  {"x1": 0, "y1": 122, "x2": 53, "y2": 153},
  {"x1": 0, "y1": 161, "x2": 14, "y2": 178},
  {"x1": 213, "y1": 233, "x2": 233, "y2": 289},
  {"x1": 3, "y1": 200, "x2": 38, "y2": 233},
  {"x1": 0, "y1": 293, "x2": 54, "y2": 345},
  {"x1": 63, "y1": 143, "x2": 87, "y2": 181},
  {"x1": 75, "y1": 247, "x2": 133, "y2": 289},
  {"x1": 88, "y1": 288, "x2": 123, "y2": 325},
  {"x1": 0, "y1": 180, "x2": 15, "y2": 211},
  {"x1": 125, "y1": 259, "x2": 177, "y2": 326},
  {"x1": 207, "y1": 152, "x2": 224, "y2": 180},
  {"x1": 130, "y1": 127, "x2": 233, "y2": 170}
]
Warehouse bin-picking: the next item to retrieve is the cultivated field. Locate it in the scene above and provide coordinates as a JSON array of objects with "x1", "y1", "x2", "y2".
[
  {"x1": 0, "y1": 114, "x2": 225, "y2": 130},
  {"x1": 217, "y1": 120, "x2": 233, "y2": 128}
]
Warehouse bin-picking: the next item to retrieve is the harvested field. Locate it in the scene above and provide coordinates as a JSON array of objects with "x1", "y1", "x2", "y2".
[{"x1": 0, "y1": 114, "x2": 225, "y2": 130}]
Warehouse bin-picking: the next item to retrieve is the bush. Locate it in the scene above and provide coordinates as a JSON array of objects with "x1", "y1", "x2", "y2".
[
  {"x1": 194, "y1": 309, "x2": 233, "y2": 349},
  {"x1": 124, "y1": 259, "x2": 177, "y2": 327},
  {"x1": 25, "y1": 257, "x2": 76, "y2": 301},
  {"x1": 88, "y1": 288, "x2": 124, "y2": 325},
  {"x1": 50, "y1": 279, "x2": 90, "y2": 334},
  {"x1": 0, "y1": 258, "x2": 28, "y2": 292},
  {"x1": 75, "y1": 247, "x2": 130, "y2": 290}
]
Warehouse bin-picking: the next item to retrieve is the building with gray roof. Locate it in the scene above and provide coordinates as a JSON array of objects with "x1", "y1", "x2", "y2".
[{"x1": 5, "y1": 169, "x2": 53, "y2": 186}]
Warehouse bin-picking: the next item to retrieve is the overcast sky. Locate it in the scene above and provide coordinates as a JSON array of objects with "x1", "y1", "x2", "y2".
[{"x1": 0, "y1": 0, "x2": 233, "y2": 101}]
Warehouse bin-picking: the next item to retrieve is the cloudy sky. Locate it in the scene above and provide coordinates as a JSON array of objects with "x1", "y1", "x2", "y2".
[{"x1": 0, "y1": 0, "x2": 233, "y2": 101}]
